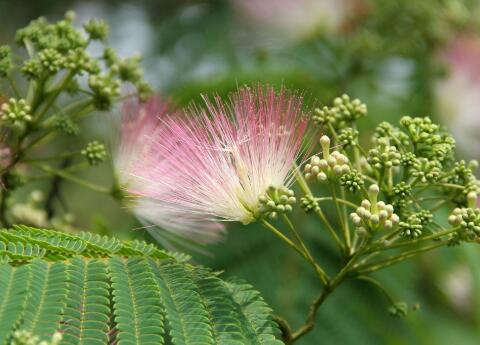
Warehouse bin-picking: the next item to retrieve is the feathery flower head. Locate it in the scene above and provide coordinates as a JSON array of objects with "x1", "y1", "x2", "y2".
[
  {"x1": 127, "y1": 86, "x2": 309, "y2": 233},
  {"x1": 115, "y1": 97, "x2": 225, "y2": 244}
]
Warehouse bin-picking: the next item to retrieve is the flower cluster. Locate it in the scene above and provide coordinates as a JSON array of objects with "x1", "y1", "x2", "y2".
[
  {"x1": 304, "y1": 135, "x2": 351, "y2": 182},
  {"x1": 312, "y1": 94, "x2": 367, "y2": 132},
  {"x1": 448, "y1": 207, "x2": 480, "y2": 242},
  {"x1": 258, "y1": 185, "x2": 297, "y2": 220},
  {"x1": 0, "y1": 98, "x2": 32, "y2": 127},
  {"x1": 349, "y1": 185, "x2": 400, "y2": 232}
]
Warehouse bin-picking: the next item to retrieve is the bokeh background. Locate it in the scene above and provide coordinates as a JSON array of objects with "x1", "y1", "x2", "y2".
[{"x1": 2, "y1": 0, "x2": 480, "y2": 344}]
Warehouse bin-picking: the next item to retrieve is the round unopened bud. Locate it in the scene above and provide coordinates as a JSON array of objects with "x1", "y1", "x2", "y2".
[
  {"x1": 333, "y1": 165, "x2": 343, "y2": 175},
  {"x1": 352, "y1": 216, "x2": 362, "y2": 226},
  {"x1": 327, "y1": 156, "x2": 337, "y2": 167},
  {"x1": 320, "y1": 135, "x2": 330, "y2": 147},
  {"x1": 311, "y1": 156, "x2": 321, "y2": 165},
  {"x1": 379, "y1": 210, "x2": 388, "y2": 220},
  {"x1": 369, "y1": 184, "x2": 380, "y2": 194},
  {"x1": 267, "y1": 201, "x2": 276, "y2": 210},
  {"x1": 467, "y1": 191, "x2": 478, "y2": 208},
  {"x1": 319, "y1": 159, "x2": 328, "y2": 169},
  {"x1": 279, "y1": 195, "x2": 288, "y2": 203},
  {"x1": 311, "y1": 166, "x2": 320, "y2": 174},
  {"x1": 391, "y1": 214, "x2": 400, "y2": 224},
  {"x1": 384, "y1": 220, "x2": 393, "y2": 228},
  {"x1": 317, "y1": 172, "x2": 327, "y2": 182},
  {"x1": 448, "y1": 214, "x2": 460, "y2": 226},
  {"x1": 276, "y1": 205, "x2": 285, "y2": 213},
  {"x1": 377, "y1": 201, "x2": 386, "y2": 209},
  {"x1": 361, "y1": 199, "x2": 371, "y2": 209},
  {"x1": 370, "y1": 214, "x2": 380, "y2": 224},
  {"x1": 356, "y1": 207, "x2": 366, "y2": 217},
  {"x1": 385, "y1": 204, "x2": 394, "y2": 215},
  {"x1": 287, "y1": 197, "x2": 296, "y2": 204},
  {"x1": 285, "y1": 204, "x2": 293, "y2": 212}
]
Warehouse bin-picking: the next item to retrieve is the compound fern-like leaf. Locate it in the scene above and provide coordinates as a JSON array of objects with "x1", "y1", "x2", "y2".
[
  {"x1": 109, "y1": 256, "x2": 165, "y2": 344},
  {"x1": 0, "y1": 265, "x2": 31, "y2": 344},
  {"x1": 149, "y1": 260, "x2": 215, "y2": 345},
  {"x1": 61, "y1": 257, "x2": 110, "y2": 345},
  {"x1": 20, "y1": 260, "x2": 69, "y2": 339}
]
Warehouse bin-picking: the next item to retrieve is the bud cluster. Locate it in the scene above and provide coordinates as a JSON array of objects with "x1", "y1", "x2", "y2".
[
  {"x1": 81, "y1": 141, "x2": 107, "y2": 166},
  {"x1": 304, "y1": 136, "x2": 351, "y2": 182},
  {"x1": 400, "y1": 116, "x2": 455, "y2": 163},
  {"x1": 338, "y1": 127, "x2": 359, "y2": 147},
  {"x1": 258, "y1": 185, "x2": 296, "y2": 220},
  {"x1": 1, "y1": 98, "x2": 32, "y2": 126},
  {"x1": 448, "y1": 207, "x2": 480, "y2": 242},
  {"x1": 350, "y1": 184, "x2": 400, "y2": 232},
  {"x1": 339, "y1": 169, "x2": 364, "y2": 192},
  {"x1": 300, "y1": 195, "x2": 320, "y2": 213},
  {"x1": 411, "y1": 158, "x2": 441, "y2": 183},
  {"x1": 373, "y1": 122, "x2": 409, "y2": 148},
  {"x1": 367, "y1": 139, "x2": 401, "y2": 169},
  {"x1": 312, "y1": 94, "x2": 367, "y2": 131}
]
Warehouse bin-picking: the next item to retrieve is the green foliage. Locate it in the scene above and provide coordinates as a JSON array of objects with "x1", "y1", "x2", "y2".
[{"x1": 0, "y1": 226, "x2": 282, "y2": 344}]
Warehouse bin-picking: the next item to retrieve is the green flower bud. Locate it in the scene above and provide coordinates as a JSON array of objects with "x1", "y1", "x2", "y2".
[
  {"x1": 84, "y1": 19, "x2": 109, "y2": 41},
  {"x1": 81, "y1": 141, "x2": 107, "y2": 166},
  {"x1": 0, "y1": 98, "x2": 32, "y2": 126}
]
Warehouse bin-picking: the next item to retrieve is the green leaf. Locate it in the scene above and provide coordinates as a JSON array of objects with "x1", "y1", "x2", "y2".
[
  {"x1": 0, "y1": 227, "x2": 282, "y2": 344},
  {"x1": 0, "y1": 264, "x2": 31, "y2": 344},
  {"x1": 109, "y1": 257, "x2": 164, "y2": 344},
  {"x1": 20, "y1": 259, "x2": 69, "y2": 339},
  {"x1": 61, "y1": 257, "x2": 110, "y2": 345}
]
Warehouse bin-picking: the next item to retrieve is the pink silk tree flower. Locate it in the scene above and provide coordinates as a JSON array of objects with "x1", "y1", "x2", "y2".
[
  {"x1": 127, "y1": 86, "x2": 308, "y2": 228},
  {"x1": 114, "y1": 97, "x2": 225, "y2": 244},
  {"x1": 436, "y1": 34, "x2": 480, "y2": 156}
]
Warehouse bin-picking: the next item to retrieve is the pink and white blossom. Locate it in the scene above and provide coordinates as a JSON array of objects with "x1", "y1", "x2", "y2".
[
  {"x1": 122, "y1": 87, "x2": 308, "y2": 237},
  {"x1": 115, "y1": 97, "x2": 225, "y2": 244}
]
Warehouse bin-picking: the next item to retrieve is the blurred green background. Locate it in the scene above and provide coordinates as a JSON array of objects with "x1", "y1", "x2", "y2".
[{"x1": 2, "y1": 0, "x2": 480, "y2": 344}]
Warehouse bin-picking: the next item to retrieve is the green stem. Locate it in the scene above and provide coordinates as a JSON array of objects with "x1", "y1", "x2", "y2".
[
  {"x1": 356, "y1": 241, "x2": 448, "y2": 275},
  {"x1": 282, "y1": 214, "x2": 329, "y2": 284},
  {"x1": 34, "y1": 163, "x2": 110, "y2": 194},
  {"x1": 356, "y1": 275, "x2": 396, "y2": 306},
  {"x1": 22, "y1": 151, "x2": 79, "y2": 163},
  {"x1": 35, "y1": 71, "x2": 74, "y2": 121},
  {"x1": 7, "y1": 75, "x2": 20, "y2": 98},
  {"x1": 365, "y1": 227, "x2": 458, "y2": 254},
  {"x1": 331, "y1": 185, "x2": 350, "y2": 252},
  {"x1": 293, "y1": 164, "x2": 345, "y2": 252},
  {"x1": 262, "y1": 219, "x2": 328, "y2": 285},
  {"x1": 314, "y1": 197, "x2": 358, "y2": 209},
  {"x1": 289, "y1": 251, "x2": 362, "y2": 342}
]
